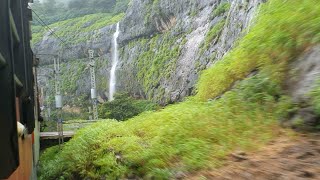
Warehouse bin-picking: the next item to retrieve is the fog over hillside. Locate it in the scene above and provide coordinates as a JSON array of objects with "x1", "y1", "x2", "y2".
[{"x1": 39, "y1": 0, "x2": 70, "y2": 3}]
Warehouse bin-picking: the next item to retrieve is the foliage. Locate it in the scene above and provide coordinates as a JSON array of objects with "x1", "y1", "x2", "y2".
[
  {"x1": 37, "y1": 146, "x2": 61, "y2": 179},
  {"x1": 63, "y1": 119, "x2": 97, "y2": 131},
  {"x1": 59, "y1": 60, "x2": 86, "y2": 94},
  {"x1": 200, "y1": 20, "x2": 226, "y2": 54},
  {"x1": 210, "y1": 2, "x2": 231, "y2": 19},
  {"x1": 134, "y1": 33, "x2": 183, "y2": 102},
  {"x1": 31, "y1": 0, "x2": 129, "y2": 26},
  {"x1": 32, "y1": 13, "x2": 125, "y2": 45},
  {"x1": 236, "y1": 73, "x2": 281, "y2": 103},
  {"x1": 196, "y1": 0, "x2": 320, "y2": 101},
  {"x1": 40, "y1": 120, "x2": 57, "y2": 132},
  {"x1": 39, "y1": 74, "x2": 284, "y2": 179},
  {"x1": 206, "y1": 20, "x2": 225, "y2": 45},
  {"x1": 39, "y1": 0, "x2": 320, "y2": 179},
  {"x1": 39, "y1": 60, "x2": 93, "y2": 121},
  {"x1": 98, "y1": 93, "x2": 158, "y2": 121}
]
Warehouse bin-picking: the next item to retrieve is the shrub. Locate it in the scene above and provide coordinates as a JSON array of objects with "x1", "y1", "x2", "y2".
[
  {"x1": 98, "y1": 93, "x2": 158, "y2": 121},
  {"x1": 200, "y1": 20, "x2": 226, "y2": 53},
  {"x1": 210, "y1": 2, "x2": 231, "y2": 19}
]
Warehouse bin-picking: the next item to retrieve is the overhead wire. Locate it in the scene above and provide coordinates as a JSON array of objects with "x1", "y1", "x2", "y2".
[{"x1": 29, "y1": 6, "x2": 72, "y2": 50}]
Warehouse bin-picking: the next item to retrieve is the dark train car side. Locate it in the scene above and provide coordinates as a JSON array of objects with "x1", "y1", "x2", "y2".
[{"x1": 0, "y1": 0, "x2": 40, "y2": 179}]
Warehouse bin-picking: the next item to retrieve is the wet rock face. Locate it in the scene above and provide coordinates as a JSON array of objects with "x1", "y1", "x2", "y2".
[
  {"x1": 35, "y1": 0, "x2": 264, "y2": 106},
  {"x1": 117, "y1": 0, "x2": 264, "y2": 104},
  {"x1": 35, "y1": 25, "x2": 114, "y2": 65},
  {"x1": 35, "y1": 25, "x2": 115, "y2": 104}
]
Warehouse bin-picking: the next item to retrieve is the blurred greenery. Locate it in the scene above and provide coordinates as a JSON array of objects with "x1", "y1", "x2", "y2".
[
  {"x1": 40, "y1": 120, "x2": 57, "y2": 132},
  {"x1": 37, "y1": 145, "x2": 61, "y2": 178},
  {"x1": 196, "y1": 0, "x2": 320, "y2": 101},
  {"x1": 39, "y1": 74, "x2": 284, "y2": 179}
]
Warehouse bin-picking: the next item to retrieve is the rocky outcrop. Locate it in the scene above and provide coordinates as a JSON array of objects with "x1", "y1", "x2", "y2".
[
  {"x1": 35, "y1": 25, "x2": 115, "y2": 65},
  {"x1": 35, "y1": 0, "x2": 265, "y2": 108},
  {"x1": 284, "y1": 45, "x2": 320, "y2": 130},
  {"x1": 35, "y1": 24, "x2": 116, "y2": 108},
  {"x1": 287, "y1": 45, "x2": 320, "y2": 103},
  {"x1": 117, "y1": 0, "x2": 263, "y2": 104}
]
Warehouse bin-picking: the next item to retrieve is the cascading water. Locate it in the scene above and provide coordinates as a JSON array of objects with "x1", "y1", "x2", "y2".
[{"x1": 109, "y1": 22, "x2": 120, "y2": 101}]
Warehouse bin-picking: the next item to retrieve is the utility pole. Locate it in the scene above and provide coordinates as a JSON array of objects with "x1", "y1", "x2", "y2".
[
  {"x1": 88, "y1": 49, "x2": 98, "y2": 120},
  {"x1": 45, "y1": 87, "x2": 51, "y2": 121},
  {"x1": 54, "y1": 55, "x2": 64, "y2": 148},
  {"x1": 88, "y1": 106, "x2": 93, "y2": 120}
]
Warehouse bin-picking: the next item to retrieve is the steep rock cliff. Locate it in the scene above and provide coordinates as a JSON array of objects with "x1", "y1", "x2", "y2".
[
  {"x1": 34, "y1": 0, "x2": 264, "y2": 109},
  {"x1": 117, "y1": 0, "x2": 263, "y2": 104}
]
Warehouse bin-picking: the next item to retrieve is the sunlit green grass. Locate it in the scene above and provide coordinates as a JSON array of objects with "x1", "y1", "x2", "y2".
[{"x1": 39, "y1": 0, "x2": 320, "y2": 179}]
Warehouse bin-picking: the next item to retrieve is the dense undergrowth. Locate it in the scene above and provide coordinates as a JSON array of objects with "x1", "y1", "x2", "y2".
[
  {"x1": 98, "y1": 93, "x2": 158, "y2": 121},
  {"x1": 39, "y1": 0, "x2": 320, "y2": 179}
]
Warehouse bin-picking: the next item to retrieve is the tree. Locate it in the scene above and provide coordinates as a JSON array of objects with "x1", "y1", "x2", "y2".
[{"x1": 98, "y1": 93, "x2": 158, "y2": 121}]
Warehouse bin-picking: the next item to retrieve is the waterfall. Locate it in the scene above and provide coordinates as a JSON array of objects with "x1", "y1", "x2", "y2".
[{"x1": 109, "y1": 22, "x2": 120, "y2": 101}]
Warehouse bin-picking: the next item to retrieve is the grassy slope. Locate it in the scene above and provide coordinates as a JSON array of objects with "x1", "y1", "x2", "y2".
[
  {"x1": 39, "y1": 0, "x2": 320, "y2": 179},
  {"x1": 32, "y1": 13, "x2": 125, "y2": 45}
]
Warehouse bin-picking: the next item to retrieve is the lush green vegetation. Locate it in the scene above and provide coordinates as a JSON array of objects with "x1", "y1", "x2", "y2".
[
  {"x1": 39, "y1": 0, "x2": 320, "y2": 179},
  {"x1": 38, "y1": 145, "x2": 60, "y2": 177},
  {"x1": 200, "y1": 20, "x2": 226, "y2": 54},
  {"x1": 31, "y1": 0, "x2": 129, "y2": 26},
  {"x1": 39, "y1": 60, "x2": 93, "y2": 122},
  {"x1": 39, "y1": 73, "x2": 286, "y2": 179},
  {"x1": 63, "y1": 119, "x2": 97, "y2": 131},
  {"x1": 43, "y1": 60, "x2": 89, "y2": 106},
  {"x1": 134, "y1": 33, "x2": 184, "y2": 102},
  {"x1": 32, "y1": 13, "x2": 125, "y2": 45},
  {"x1": 210, "y1": 2, "x2": 231, "y2": 19},
  {"x1": 98, "y1": 93, "x2": 158, "y2": 121},
  {"x1": 40, "y1": 120, "x2": 57, "y2": 132},
  {"x1": 144, "y1": 0, "x2": 161, "y2": 24}
]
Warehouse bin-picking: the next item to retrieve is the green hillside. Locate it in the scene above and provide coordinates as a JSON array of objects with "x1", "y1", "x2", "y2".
[
  {"x1": 31, "y1": 0, "x2": 129, "y2": 26},
  {"x1": 32, "y1": 13, "x2": 124, "y2": 45}
]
